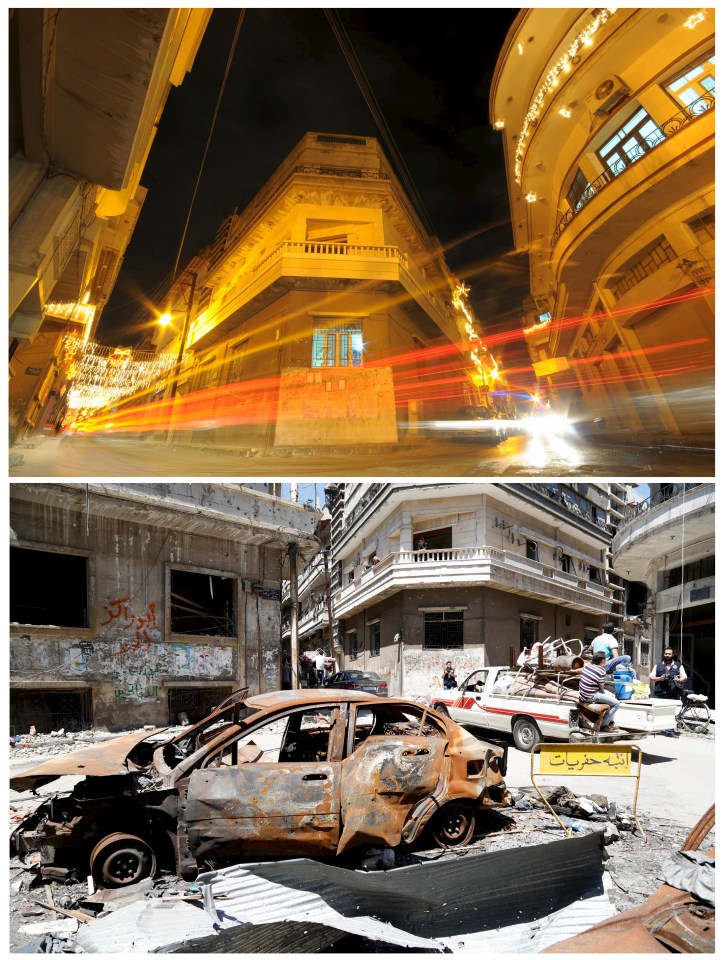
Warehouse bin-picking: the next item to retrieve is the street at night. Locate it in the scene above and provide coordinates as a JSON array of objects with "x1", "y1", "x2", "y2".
[{"x1": 10, "y1": 429, "x2": 713, "y2": 479}]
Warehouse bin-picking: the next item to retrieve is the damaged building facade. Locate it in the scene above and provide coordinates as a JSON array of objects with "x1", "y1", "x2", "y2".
[
  {"x1": 10, "y1": 483, "x2": 320, "y2": 733},
  {"x1": 284, "y1": 482, "x2": 631, "y2": 697}
]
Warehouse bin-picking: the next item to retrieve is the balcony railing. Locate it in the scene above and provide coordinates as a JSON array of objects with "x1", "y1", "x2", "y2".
[
  {"x1": 334, "y1": 546, "x2": 612, "y2": 616},
  {"x1": 622, "y1": 483, "x2": 708, "y2": 522},
  {"x1": 552, "y1": 94, "x2": 715, "y2": 248}
]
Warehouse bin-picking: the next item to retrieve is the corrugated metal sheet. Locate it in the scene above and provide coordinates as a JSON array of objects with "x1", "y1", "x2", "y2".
[{"x1": 77, "y1": 832, "x2": 613, "y2": 953}]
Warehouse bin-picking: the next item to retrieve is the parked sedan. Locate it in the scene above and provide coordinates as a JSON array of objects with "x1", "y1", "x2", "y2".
[
  {"x1": 11, "y1": 690, "x2": 511, "y2": 888},
  {"x1": 324, "y1": 670, "x2": 389, "y2": 696}
]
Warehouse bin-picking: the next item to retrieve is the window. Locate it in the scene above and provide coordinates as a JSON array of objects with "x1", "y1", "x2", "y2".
[
  {"x1": 559, "y1": 553, "x2": 573, "y2": 574},
  {"x1": 206, "y1": 708, "x2": 336, "y2": 766},
  {"x1": 311, "y1": 319, "x2": 362, "y2": 367},
  {"x1": 368, "y1": 621, "x2": 381, "y2": 656},
  {"x1": 609, "y1": 237, "x2": 677, "y2": 301},
  {"x1": 350, "y1": 702, "x2": 443, "y2": 754},
  {"x1": 520, "y1": 616, "x2": 538, "y2": 651},
  {"x1": 226, "y1": 338, "x2": 249, "y2": 385},
  {"x1": 687, "y1": 211, "x2": 715, "y2": 244},
  {"x1": 665, "y1": 54, "x2": 715, "y2": 111},
  {"x1": 589, "y1": 566, "x2": 602, "y2": 583},
  {"x1": 423, "y1": 611, "x2": 464, "y2": 650},
  {"x1": 566, "y1": 168, "x2": 592, "y2": 212},
  {"x1": 348, "y1": 630, "x2": 361, "y2": 661},
  {"x1": 584, "y1": 626, "x2": 599, "y2": 644},
  {"x1": 525, "y1": 539, "x2": 539, "y2": 561},
  {"x1": 11, "y1": 547, "x2": 88, "y2": 627},
  {"x1": 170, "y1": 569, "x2": 236, "y2": 637},
  {"x1": 597, "y1": 108, "x2": 665, "y2": 177}
]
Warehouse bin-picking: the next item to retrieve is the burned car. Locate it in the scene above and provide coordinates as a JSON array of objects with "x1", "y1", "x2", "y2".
[{"x1": 11, "y1": 690, "x2": 511, "y2": 888}]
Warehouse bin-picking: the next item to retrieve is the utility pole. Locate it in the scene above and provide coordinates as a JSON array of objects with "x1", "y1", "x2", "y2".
[
  {"x1": 323, "y1": 548, "x2": 335, "y2": 658},
  {"x1": 288, "y1": 543, "x2": 299, "y2": 689},
  {"x1": 166, "y1": 269, "x2": 197, "y2": 443}
]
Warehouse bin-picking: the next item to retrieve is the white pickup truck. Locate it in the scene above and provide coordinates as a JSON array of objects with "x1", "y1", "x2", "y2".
[{"x1": 431, "y1": 665, "x2": 680, "y2": 752}]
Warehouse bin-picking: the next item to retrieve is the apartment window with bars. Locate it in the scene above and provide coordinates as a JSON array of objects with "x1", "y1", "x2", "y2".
[
  {"x1": 597, "y1": 108, "x2": 665, "y2": 178},
  {"x1": 423, "y1": 611, "x2": 464, "y2": 650},
  {"x1": 687, "y1": 211, "x2": 715, "y2": 244},
  {"x1": 665, "y1": 54, "x2": 715, "y2": 110},
  {"x1": 368, "y1": 621, "x2": 380, "y2": 656},
  {"x1": 609, "y1": 238, "x2": 677, "y2": 301},
  {"x1": 520, "y1": 616, "x2": 538, "y2": 652},
  {"x1": 226, "y1": 338, "x2": 249, "y2": 385},
  {"x1": 311, "y1": 319, "x2": 363, "y2": 367}
]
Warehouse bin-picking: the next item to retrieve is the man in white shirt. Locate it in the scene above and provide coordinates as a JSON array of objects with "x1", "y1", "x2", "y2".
[
  {"x1": 591, "y1": 622, "x2": 632, "y2": 675},
  {"x1": 314, "y1": 649, "x2": 326, "y2": 686}
]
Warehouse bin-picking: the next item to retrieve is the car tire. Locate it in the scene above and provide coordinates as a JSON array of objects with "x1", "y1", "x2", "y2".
[
  {"x1": 512, "y1": 717, "x2": 542, "y2": 752},
  {"x1": 430, "y1": 801, "x2": 476, "y2": 847},
  {"x1": 432, "y1": 703, "x2": 450, "y2": 717},
  {"x1": 90, "y1": 832, "x2": 157, "y2": 888}
]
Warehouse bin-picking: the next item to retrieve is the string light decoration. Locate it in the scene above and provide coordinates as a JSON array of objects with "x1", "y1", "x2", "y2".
[
  {"x1": 512, "y1": 8, "x2": 618, "y2": 184},
  {"x1": 451, "y1": 282, "x2": 500, "y2": 390},
  {"x1": 44, "y1": 301, "x2": 97, "y2": 329},
  {"x1": 62, "y1": 335, "x2": 179, "y2": 412}
]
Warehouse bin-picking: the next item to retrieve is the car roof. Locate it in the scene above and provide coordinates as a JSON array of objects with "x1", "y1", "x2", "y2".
[{"x1": 246, "y1": 689, "x2": 380, "y2": 707}]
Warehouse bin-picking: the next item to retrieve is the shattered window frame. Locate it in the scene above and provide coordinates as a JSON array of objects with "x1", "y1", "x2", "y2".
[
  {"x1": 10, "y1": 544, "x2": 90, "y2": 628},
  {"x1": 167, "y1": 563, "x2": 239, "y2": 638}
]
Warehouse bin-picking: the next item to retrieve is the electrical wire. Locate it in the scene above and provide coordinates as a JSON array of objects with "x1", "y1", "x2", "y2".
[
  {"x1": 323, "y1": 10, "x2": 439, "y2": 244},
  {"x1": 171, "y1": 10, "x2": 246, "y2": 281}
]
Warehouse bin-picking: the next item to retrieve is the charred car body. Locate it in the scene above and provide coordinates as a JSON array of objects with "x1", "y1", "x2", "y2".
[{"x1": 11, "y1": 690, "x2": 511, "y2": 888}]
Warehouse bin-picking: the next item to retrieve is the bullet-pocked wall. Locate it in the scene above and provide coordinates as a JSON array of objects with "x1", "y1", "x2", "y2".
[
  {"x1": 339, "y1": 587, "x2": 600, "y2": 701},
  {"x1": 10, "y1": 484, "x2": 320, "y2": 731}
]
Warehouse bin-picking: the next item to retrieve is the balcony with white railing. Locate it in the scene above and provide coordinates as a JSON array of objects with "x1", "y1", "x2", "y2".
[
  {"x1": 191, "y1": 240, "x2": 455, "y2": 349},
  {"x1": 333, "y1": 546, "x2": 613, "y2": 619},
  {"x1": 612, "y1": 483, "x2": 715, "y2": 582}
]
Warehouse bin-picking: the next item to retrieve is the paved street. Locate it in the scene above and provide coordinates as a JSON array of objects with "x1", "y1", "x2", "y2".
[
  {"x1": 10, "y1": 431, "x2": 714, "y2": 478},
  {"x1": 501, "y1": 728, "x2": 715, "y2": 832}
]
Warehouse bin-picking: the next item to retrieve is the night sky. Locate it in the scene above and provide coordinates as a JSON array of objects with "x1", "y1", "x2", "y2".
[{"x1": 98, "y1": 8, "x2": 529, "y2": 370}]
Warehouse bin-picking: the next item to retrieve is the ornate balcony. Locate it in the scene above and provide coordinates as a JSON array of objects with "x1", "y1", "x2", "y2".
[{"x1": 333, "y1": 546, "x2": 613, "y2": 619}]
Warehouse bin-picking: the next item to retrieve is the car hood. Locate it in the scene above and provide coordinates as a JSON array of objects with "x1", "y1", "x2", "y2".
[{"x1": 9, "y1": 729, "x2": 166, "y2": 792}]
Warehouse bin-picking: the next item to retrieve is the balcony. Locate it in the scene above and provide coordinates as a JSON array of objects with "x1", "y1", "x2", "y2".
[
  {"x1": 192, "y1": 239, "x2": 453, "y2": 349},
  {"x1": 281, "y1": 603, "x2": 329, "y2": 642},
  {"x1": 612, "y1": 484, "x2": 715, "y2": 581},
  {"x1": 333, "y1": 546, "x2": 613, "y2": 619},
  {"x1": 552, "y1": 95, "x2": 715, "y2": 248}
]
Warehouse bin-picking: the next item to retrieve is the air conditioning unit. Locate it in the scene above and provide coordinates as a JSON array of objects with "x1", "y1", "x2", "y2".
[{"x1": 592, "y1": 75, "x2": 630, "y2": 117}]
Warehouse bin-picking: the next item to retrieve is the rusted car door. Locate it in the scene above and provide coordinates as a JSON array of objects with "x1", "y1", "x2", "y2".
[
  {"x1": 338, "y1": 704, "x2": 448, "y2": 853},
  {"x1": 183, "y1": 707, "x2": 342, "y2": 861}
]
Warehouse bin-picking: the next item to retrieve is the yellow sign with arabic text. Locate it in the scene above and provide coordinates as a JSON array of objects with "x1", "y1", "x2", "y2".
[{"x1": 537, "y1": 743, "x2": 633, "y2": 776}]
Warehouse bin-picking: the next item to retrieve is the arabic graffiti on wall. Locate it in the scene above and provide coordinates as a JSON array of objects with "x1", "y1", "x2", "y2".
[
  {"x1": 99, "y1": 597, "x2": 159, "y2": 656},
  {"x1": 60, "y1": 595, "x2": 235, "y2": 701}
]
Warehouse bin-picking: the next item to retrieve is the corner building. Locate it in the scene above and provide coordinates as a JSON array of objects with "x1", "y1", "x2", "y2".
[
  {"x1": 154, "y1": 133, "x2": 483, "y2": 448},
  {"x1": 490, "y1": 8, "x2": 714, "y2": 441},
  {"x1": 309, "y1": 482, "x2": 629, "y2": 699}
]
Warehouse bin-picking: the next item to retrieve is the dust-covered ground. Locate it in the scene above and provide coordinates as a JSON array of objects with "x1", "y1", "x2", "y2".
[{"x1": 9, "y1": 727, "x2": 714, "y2": 953}]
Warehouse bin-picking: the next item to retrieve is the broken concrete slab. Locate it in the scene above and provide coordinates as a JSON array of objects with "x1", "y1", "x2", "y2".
[{"x1": 17, "y1": 918, "x2": 78, "y2": 937}]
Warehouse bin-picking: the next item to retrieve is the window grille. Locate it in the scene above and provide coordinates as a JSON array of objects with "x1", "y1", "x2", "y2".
[
  {"x1": 312, "y1": 319, "x2": 363, "y2": 367},
  {"x1": 424, "y1": 611, "x2": 463, "y2": 650}
]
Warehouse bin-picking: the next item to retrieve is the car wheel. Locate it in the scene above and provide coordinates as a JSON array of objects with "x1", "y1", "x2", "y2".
[
  {"x1": 430, "y1": 802, "x2": 475, "y2": 848},
  {"x1": 90, "y1": 832, "x2": 157, "y2": 888},
  {"x1": 432, "y1": 703, "x2": 450, "y2": 717},
  {"x1": 512, "y1": 717, "x2": 542, "y2": 752}
]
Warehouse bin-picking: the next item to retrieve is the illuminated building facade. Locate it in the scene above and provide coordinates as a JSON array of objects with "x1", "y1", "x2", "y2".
[
  {"x1": 283, "y1": 482, "x2": 632, "y2": 699},
  {"x1": 490, "y1": 8, "x2": 715, "y2": 440},
  {"x1": 612, "y1": 483, "x2": 715, "y2": 704},
  {"x1": 8, "y1": 9, "x2": 210, "y2": 441},
  {"x1": 153, "y1": 133, "x2": 489, "y2": 448}
]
